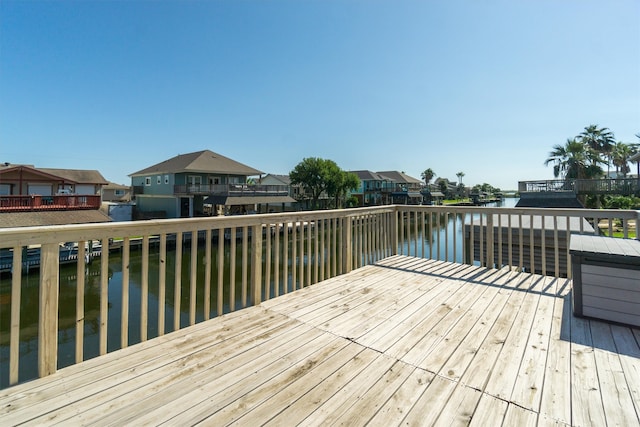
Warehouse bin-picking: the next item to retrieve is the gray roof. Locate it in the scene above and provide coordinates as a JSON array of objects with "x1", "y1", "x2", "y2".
[
  {"x1": 351, "y1": 170, "x2": 388, "y2": 181},
  {"x1": 0, "y1": 210, "x2": 112, "y2": 228},
  {"x1": 38, "y1": 168, "x2": 109, "y2": 185},
  {"x1": 260, "y1": 174, "x2": 291, "y2": 185},
  {"x1": 630, "y1": 151, "x2": 640, "y2": 162},
  {"x1": 377, "y1": 171, "x2": 422, "y2": 185},
  {"x1": 103, "y1": 181, "x2": 131, "y2": 190},
  {"x1": 130, "y1": 150, "x2": 263, "y2": 177}
]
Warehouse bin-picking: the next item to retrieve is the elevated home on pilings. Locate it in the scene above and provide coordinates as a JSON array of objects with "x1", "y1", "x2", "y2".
[
  {"x1": 350, "y1": 170, "x2": 425, "y2": 206},
  {"x1": 130, "y1": 150, "x2": 295, "y2": 219}
]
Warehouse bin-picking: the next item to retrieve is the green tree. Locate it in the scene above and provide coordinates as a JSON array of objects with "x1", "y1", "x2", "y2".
[
  {"x1": 456, "y1": 171, "x2": 465, "y2": 185},
  {"x1": 421, "y1": 168, "x2": 435, "y2": 185},
  {"x1": 612, "y1": 141, "x2": 637, "y2": 177},
  {"x1": 290, "y1": 157, "x2": 358, "y2": 210},
  {"x1": 544, "y1": 138, "x2": 603, "y2": 180},
  {"x1": 326, "y1": 168, "x2": 360, "y2": 209},
  {"x1": 290, "y1": 157, "x2": 329, "y2": 209},
  {"x1": 578, "y1": 124, "x2": 615, "y2": 176}
]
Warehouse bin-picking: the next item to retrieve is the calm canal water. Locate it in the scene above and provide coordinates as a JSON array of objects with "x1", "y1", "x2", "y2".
[{"x1": 0, "y1": 198, "x2": 518, "y2": 388}]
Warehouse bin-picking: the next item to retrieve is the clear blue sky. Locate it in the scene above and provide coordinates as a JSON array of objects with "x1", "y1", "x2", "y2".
[{"x1": 1, "y1": 0, "x2": 639, "y2": 190}]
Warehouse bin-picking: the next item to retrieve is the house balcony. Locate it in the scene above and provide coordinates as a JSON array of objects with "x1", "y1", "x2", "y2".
[
  {"x1": 173, "y1": 184, "x2": 290, "y2": 197},
  {"x1": 0, "y1": 194, "x2": 101, "y2": 212},
  {"x1": 519, "y1": 178, "x2": 640, "y2": 196},
  {"x1": 1, "y1": 205, "x2": 639, "y2": 424}
]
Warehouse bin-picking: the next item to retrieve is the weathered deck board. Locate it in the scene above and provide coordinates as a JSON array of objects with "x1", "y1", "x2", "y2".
[{"x1": 1, "y1": 255, "x2": 639, "y2": 426}]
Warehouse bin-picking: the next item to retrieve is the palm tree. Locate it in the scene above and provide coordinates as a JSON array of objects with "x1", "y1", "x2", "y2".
[
  {"x1": 456, "y1": 171, "x2": 465, "y2": 185},
  {"x1": 611, "y1": 142, "x2": 635, "y2": 177},
  {"x1": 579, "y1": 125, "x2": 615, "y2": 176},
  {"x1": 544, "y1": 138, "x2": 603, "y2": 180},
  {"x1": 421, "y1": 168, "x2": 435, "y2": 186}
]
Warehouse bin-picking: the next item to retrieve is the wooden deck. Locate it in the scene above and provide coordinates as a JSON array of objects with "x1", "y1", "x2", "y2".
[{"x1": 2, "y1": 255, "x2": 639, "y2": 426}]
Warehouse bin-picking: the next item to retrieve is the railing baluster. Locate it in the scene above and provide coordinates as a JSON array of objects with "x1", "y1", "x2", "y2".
[
  {"x1": 320, "y1": 219, "x2": 325, "y2": 282},
  {"x1": 529, "y1": 215, "x2": 535, "y2": 275},
  {"x1": 141, "y1": 235, "x2": 150, "y2": 339},
  {"x1": 553, "y1": 216, "x2": 559, "y2": 278},
  {"x1": 189, "y1": 232, "x2": 197, "y2": 325},
  {"x1": 274, "y1": 223, "x2": 281, "y2": 298},
  {"x1": 265, "y1": 223, "x2": 272, "y2": 299},
  {"x1": 217, "y1": 229, "x2": 224, "y2": 314},
  {"x1": 445, "y1": 212, "x2": 449, "y2": 262},
  {"x1": 100, "y1": 237, "x2": 109, "y2": 356},
  {"x1": 10, "y1": 245, "x2": 22, "y2": 385},
  {"x1": 478, "y1": 213, "x2": 484, "y2": 266},
  {"x1": 430, "y1": 211, "x2": 434, "y2": 261},
  {"x1": 541, "y1": 215, "x2": 546, "y2": 277},
  {"x1": 299, "y1": 220, "x2": 305, "y2": 289},
  {"x1": 518, "y1": 213, "x2": 524, "y2": 271},
  {"x1": 174, "y1": 232, "x2": 183, "y2": 327},
  {"x1": 159, "y1": 234, "x2": 167, "y2": 333},
  {"x1": 251, "y1": 224, "x2": 262, "y2": 305},
  {"x1": 497, "y1": 213, "x2": 503, "y2": 268},
  {"x1": 229, "y1": 228, "x2": 236, "y2": 311},
  {"x1": 204, "y1": 229, "x2": 211, "y2": 320},
  {"x1": 507, "y1": 214, "x2": 513, "y2": 269},
  {"x1": 76, "y1": 241, "x2": 86, "y2": 363},
  {"x1": 486, "y1": 214, "x2": 494, "y2": 268},
  {"x1": 121, "y1": 237, "x2": 130, "y2": 348},
  {"x1": 307, "y1": 219, "x2": 312, "y2": 285},
  {"x1": 291, "y1": 221, "x2": 296, "y2": 291},
  {"x1": 437, "y1": 211, "x2": 442, "y2": 261},
  {"x1": 242, "y1": 226, "x2": 248, "y2": 308}
]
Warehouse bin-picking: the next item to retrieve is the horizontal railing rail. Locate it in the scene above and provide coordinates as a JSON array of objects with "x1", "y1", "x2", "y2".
[
  {"x1": 1, "y1": 205, "x2": 638, "y2": 388},
  {"x1": 0, "y1": 195, "x2": 101, "y2": 212},
  {"x1": 173, "y1": 184, "x2": 290, "y2": 196}
]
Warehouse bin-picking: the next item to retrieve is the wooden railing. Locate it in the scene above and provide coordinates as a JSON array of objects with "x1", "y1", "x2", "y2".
[
  {"x1": 519, "y1": 178, "x2": 640, "y2": 195},
  {"x1": 0, "y1": 195, "x2": 101, "y2": 212},
  {"x1": 173, "y1": 184, "x2": 290, "y2": 196},
  {"x1": 1, "y1": 205, "x2": 638, "y2": 387}
]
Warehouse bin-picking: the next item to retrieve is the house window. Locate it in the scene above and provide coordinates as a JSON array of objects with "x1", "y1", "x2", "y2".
[
  {"x1": 115, "y1": 189, "x2": 124, "y2": 196},
  {"x1": 145, "y1": 177, "x2": 151, "y2": 186},
  {"x1": 164, "y1": 175, "x2": 169, "y2": 184},
  {"x1": 188, "y1": 175, "x2": 202, "y2": 191},
  {"x1": 157, "y1": 176, "x2": 161, "y2": 185}
]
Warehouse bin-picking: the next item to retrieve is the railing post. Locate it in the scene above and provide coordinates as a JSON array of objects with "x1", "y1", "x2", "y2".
[
  {"x1": 39, "y1": 242, "x2": 59, "y2": 378},
  {"x1": 251, "y1": 224, "x2": 263, "y2": 304},
  {"x1": 342, "y1": 216, "x2": 353, "y2": 274}
]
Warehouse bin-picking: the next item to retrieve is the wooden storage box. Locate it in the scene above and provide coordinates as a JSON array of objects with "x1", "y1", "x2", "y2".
[{"x1": 570, "y1": 235, "x2": 640, "y2": 327}]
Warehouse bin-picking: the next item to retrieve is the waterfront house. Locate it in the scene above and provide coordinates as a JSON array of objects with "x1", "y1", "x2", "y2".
[
  {"x1": 129, "y1": 150, "x2": 293, "y2": 218},
  {"x1": 349, "y1": 170, "x2": 394, "y2": 205},
  {"x1": 0, "y1": 163, "x2": 110, "y2": 227},
  {"x1": 377, "y1": 171, "x2": 424, "y2": 204},
  {"x1": 101, "y1": 181, "x2": 132, "y2": 203}
]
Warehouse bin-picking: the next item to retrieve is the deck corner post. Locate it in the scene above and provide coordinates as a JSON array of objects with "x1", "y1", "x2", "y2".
[
  {"x1": 251, "y1": 224, "x2": 263, "y2": 304},
  {"x1": 636, "y1": 210, "x2": 640, "y2": 241},
  {"x1": 342, "y1": 216, "x2": 353, "y2": 274},
  {"x1": 39, "y1": 242, "x2": 60, "y2": 378}
]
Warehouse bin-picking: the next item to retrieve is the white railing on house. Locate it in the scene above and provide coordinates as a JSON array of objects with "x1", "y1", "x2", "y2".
[{"x1": 1, "y1": 205, "x2": 638, "y2": 388}]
